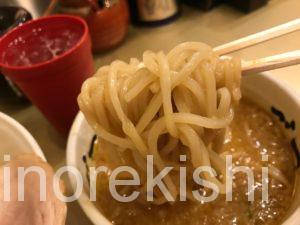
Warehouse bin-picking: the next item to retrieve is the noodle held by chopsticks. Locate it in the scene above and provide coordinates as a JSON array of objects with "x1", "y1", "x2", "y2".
[{"x1": 78, "y1": 42, "x2": 241, "y2": 204}]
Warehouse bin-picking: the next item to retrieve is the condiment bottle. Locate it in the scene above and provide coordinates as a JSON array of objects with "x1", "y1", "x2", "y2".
[
  {"x1": 128, "y1": 0, "x2": 180, "y2": 26},
  {"x1": 86, "y1": 0, "x2": 130, "y2": 52}
]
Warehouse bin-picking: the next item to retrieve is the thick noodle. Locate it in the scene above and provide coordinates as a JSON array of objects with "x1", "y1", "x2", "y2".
[{"x1": 78, "y1": 42, "x2": 241, "y2": 205}]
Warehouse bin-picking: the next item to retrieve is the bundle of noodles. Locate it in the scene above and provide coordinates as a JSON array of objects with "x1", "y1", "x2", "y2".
[{"x1": 78, "y1": 42, "x2": 241, "y2": 205}]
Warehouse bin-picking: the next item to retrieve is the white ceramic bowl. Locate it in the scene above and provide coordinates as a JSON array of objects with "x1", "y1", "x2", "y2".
[
  {"x1": 67, "y1": 72, "x2": 300, "y2": 225},
  {"x1": 0, "y1": 112, "x2": 46, "y2": 165}
]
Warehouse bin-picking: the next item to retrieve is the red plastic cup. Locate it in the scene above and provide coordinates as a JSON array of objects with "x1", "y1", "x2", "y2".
[{"x1": 0, "y1": 15, "x2": 94, "y2": 135}]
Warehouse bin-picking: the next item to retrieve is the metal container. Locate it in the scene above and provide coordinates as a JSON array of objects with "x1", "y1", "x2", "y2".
[
  {"x1": 0, "y1": 0, "x2": 52, "y2": 18},
  {"x1": 129, "y1": 0, "x2": 180, "y2": 26}
]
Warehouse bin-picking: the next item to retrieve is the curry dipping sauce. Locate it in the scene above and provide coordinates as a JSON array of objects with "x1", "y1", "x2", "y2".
[{"x1": 89, "y1": 99, "x2": 297, "y2": 225}]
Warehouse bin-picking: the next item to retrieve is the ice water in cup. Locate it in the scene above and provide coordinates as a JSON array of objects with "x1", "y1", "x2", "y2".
[{"x1": 1, "y1": 27, "x2": 81, "y2": 67}]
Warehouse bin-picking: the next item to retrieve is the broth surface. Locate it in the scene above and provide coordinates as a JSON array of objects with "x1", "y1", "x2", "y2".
[{"x1": 94, "y1": 100, "x2": 296, "y2": 225}]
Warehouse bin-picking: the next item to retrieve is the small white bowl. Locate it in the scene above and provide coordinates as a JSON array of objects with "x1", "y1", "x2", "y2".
[
  {"x1": 67, "y1": 72, "x2": 300, "y2": 225},
  {"x1": 0, "y1": 112, "x2": 46, "y2": 165}
]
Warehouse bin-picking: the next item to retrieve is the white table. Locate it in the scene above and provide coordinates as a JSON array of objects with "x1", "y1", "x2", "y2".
[{"x1": 0, "y1": 0, "x2": 300, "y2": 224}]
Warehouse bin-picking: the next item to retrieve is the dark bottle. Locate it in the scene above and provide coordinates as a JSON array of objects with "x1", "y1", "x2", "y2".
[
  {"x1": 183, "y1": 0, "x2": 221, "y2": 11},
  {"x1": 225, "y1": 0, "x2": 269, "y2": 13},
  {"x1": 0, "y1": 7, "x2": 32, "y2": 36},
  {"x1": 0, "y1": 7, "x2": 32, "y2": 101},
  {"x1": 128, "y1": 0, "x2": 180, "y2": 26}
]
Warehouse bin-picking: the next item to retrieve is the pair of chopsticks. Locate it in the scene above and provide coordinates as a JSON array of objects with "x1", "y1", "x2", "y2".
[{"x1": 213, "y1": 19, "x2": 300, "y2": 75}]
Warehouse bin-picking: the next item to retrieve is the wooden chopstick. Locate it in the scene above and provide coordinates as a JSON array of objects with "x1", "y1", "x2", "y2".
[
  {"x1": 212, "y1": 19, "x2": 300, "y2": 74},
  {"x1": 242, "y1": 50, "x2": 300, "y2": 75},
  {"x1": 214, "y1": 18, "x2": 300, "y2": 56}
]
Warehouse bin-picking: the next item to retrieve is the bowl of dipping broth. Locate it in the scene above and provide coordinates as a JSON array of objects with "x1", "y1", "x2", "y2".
[{"x1": 67, "y1": 72, "x2": 300, "y2": 225}]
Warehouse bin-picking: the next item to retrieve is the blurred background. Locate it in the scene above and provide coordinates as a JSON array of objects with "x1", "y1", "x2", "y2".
[
  {"x1": 0, "y1": 0, "x2": 51, "y2": 18},
  {"x1": 0, "y1": 0, "x2": 300, "y2": 224}
]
